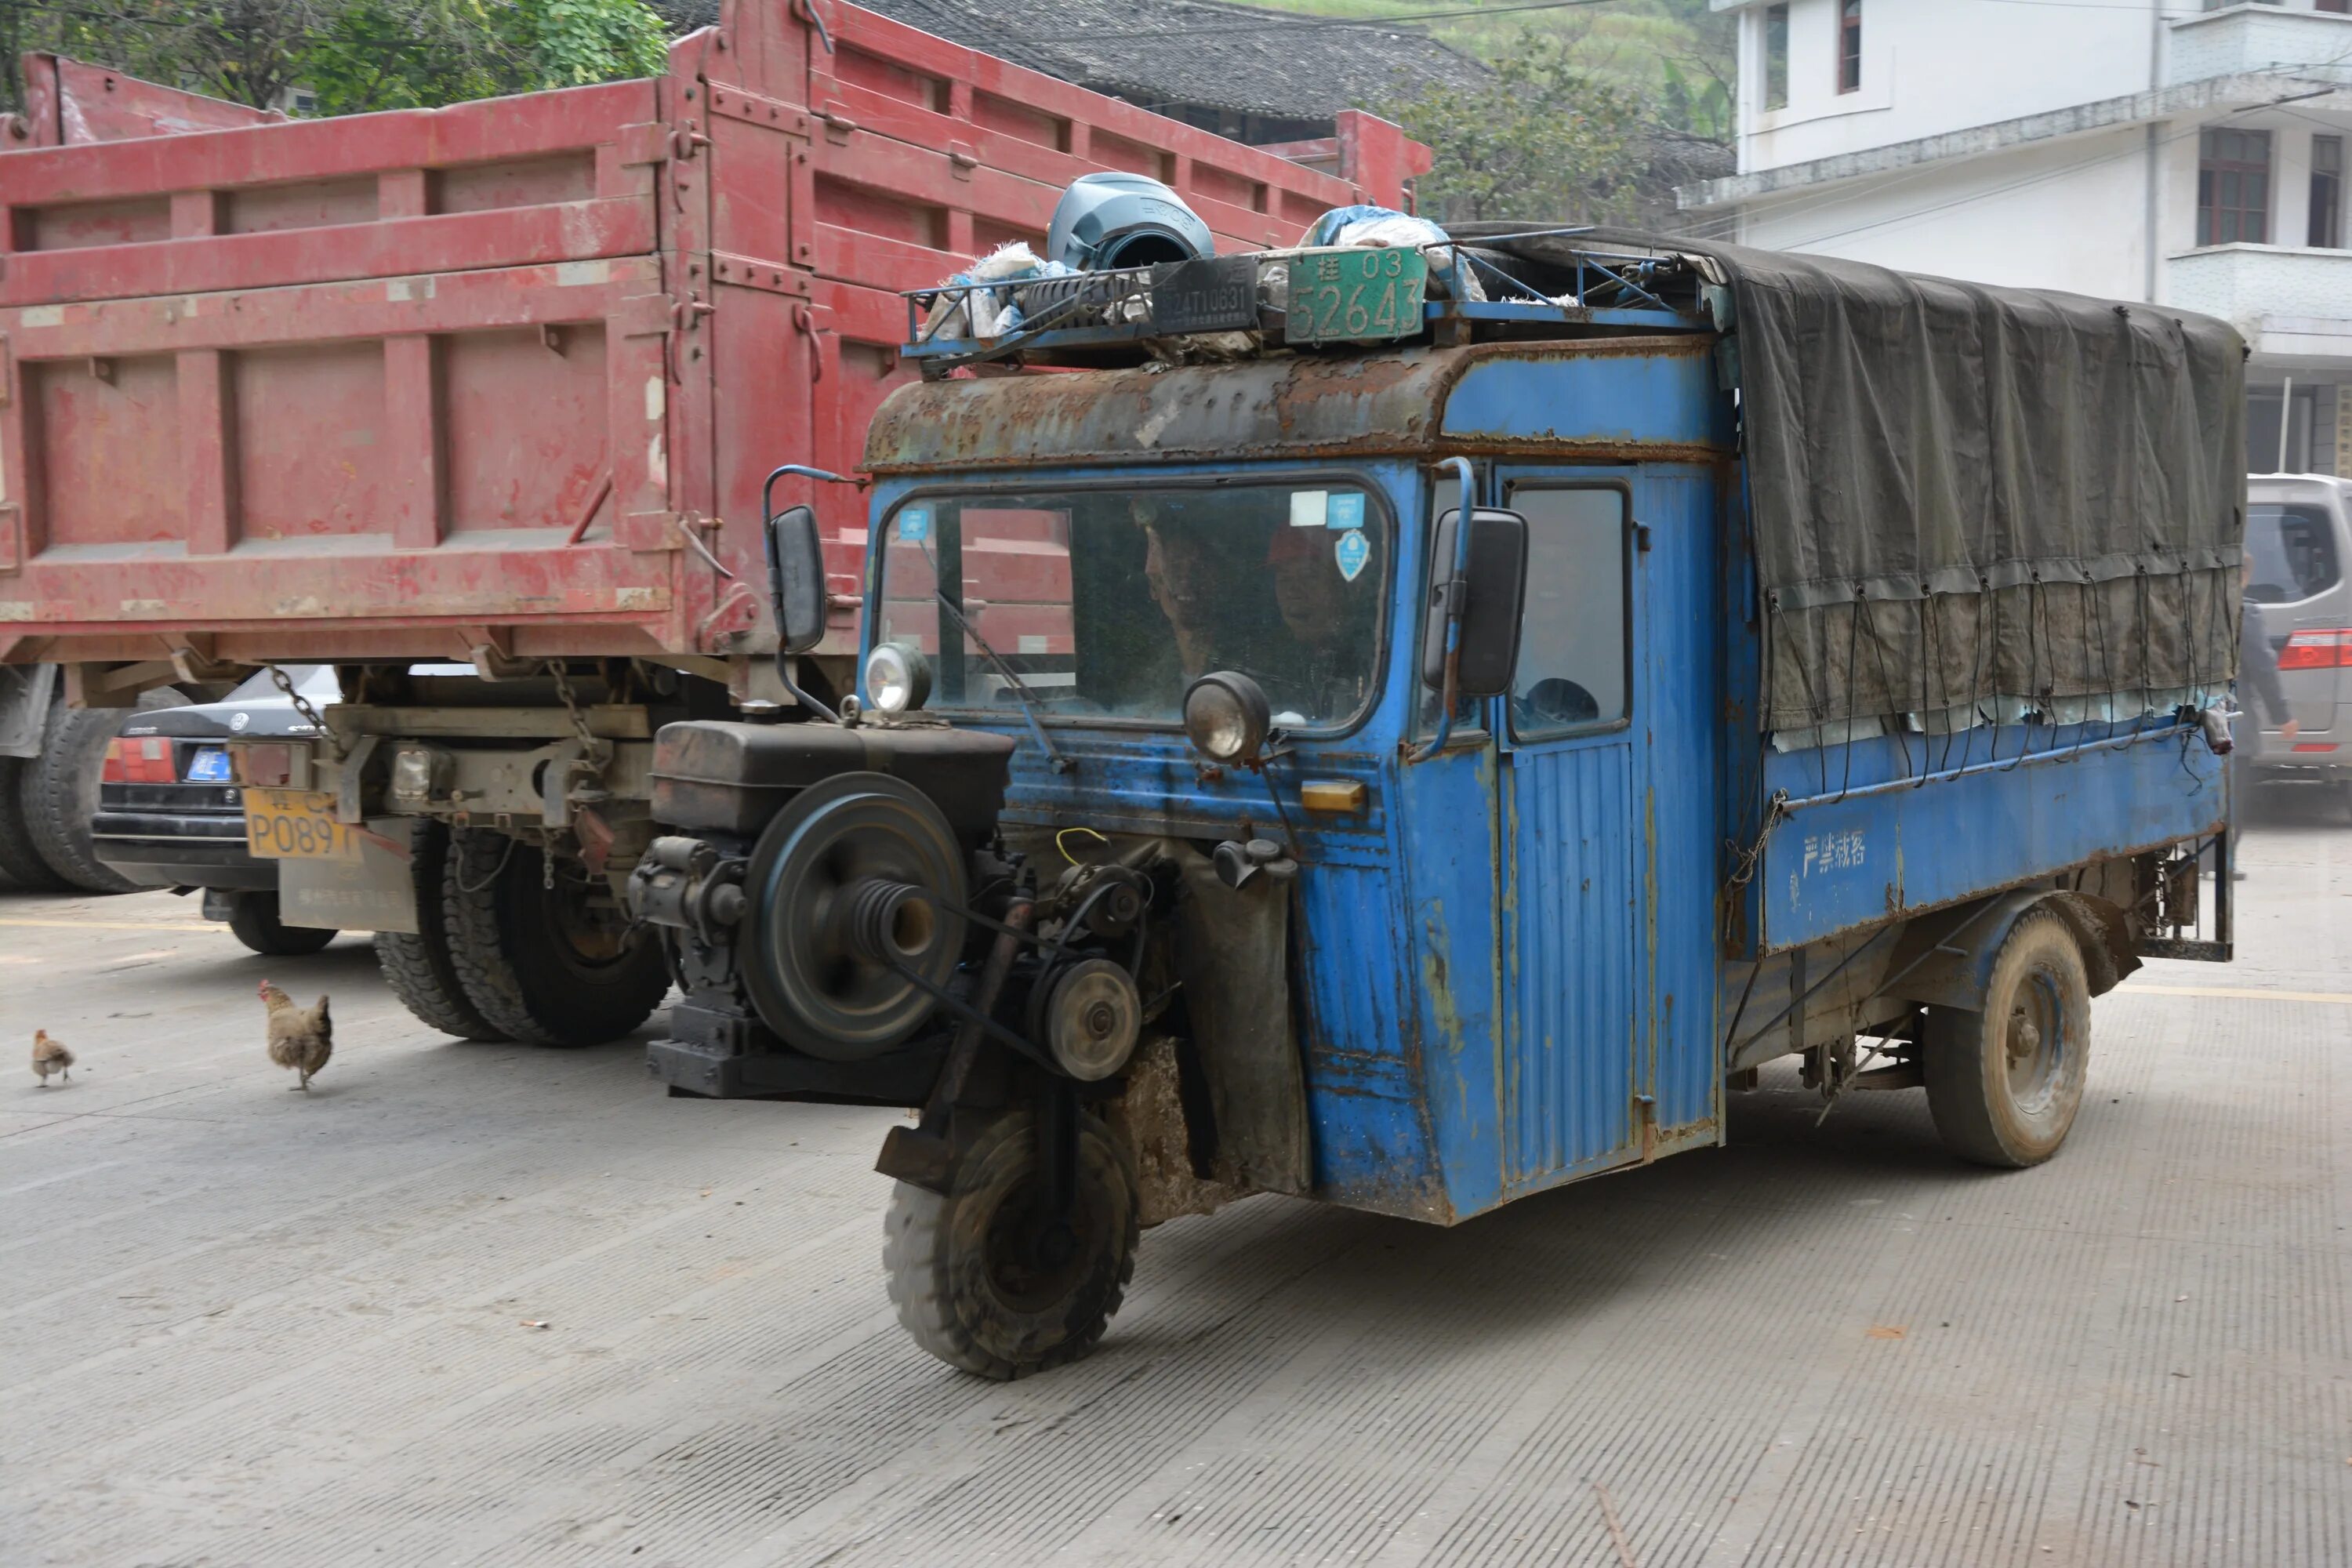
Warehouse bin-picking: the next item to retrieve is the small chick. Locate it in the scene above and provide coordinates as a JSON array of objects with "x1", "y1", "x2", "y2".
[
  {"x1": 31, "y1": 1030, "x2": 74, "y2": 1087},
  {"x1": 258, "y1": 980, "x2": 333, "y2": 1091}
]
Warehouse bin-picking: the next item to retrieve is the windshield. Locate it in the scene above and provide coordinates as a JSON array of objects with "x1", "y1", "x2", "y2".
[{"x1": 877, "y1": 483, "x2": 1388, "y2": 728}]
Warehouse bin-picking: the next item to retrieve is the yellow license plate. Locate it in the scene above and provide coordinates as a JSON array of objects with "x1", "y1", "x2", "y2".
[{"x1": 243, "y1": 789, "x2": 361, "y2": 862}]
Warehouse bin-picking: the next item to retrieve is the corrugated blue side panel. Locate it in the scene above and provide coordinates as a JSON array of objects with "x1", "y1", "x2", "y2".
[
  {"x1": 1759, "y1": 725, "x2": 2227, "y2": 950},
  {"x1": 1294, "y1": 860, "x2": 1447, "y2": 1220},
  {"x1": 1396, "y1": 740, "x2": 1505, "y2": 1224},
  {"x1": 1639, "y1": 468, "x2": 1726, "y2": 1138},
  {"x1": 1503, "y1": 744, "x2": 1636, "y2": 1196}
]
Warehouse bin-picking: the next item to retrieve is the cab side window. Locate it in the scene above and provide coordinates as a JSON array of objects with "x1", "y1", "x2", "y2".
[{"x1": 1508, "y1": 487, "x2": 1629, "y2": 739}]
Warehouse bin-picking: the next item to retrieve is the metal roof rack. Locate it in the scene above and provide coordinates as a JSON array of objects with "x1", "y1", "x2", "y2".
[{"x1": 899, "y1": 233, "x2": 1710, "y2": 376}]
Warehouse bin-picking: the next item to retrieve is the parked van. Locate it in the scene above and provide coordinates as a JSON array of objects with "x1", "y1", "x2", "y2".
[{"x1": 2244, "y1": 475, "x2": 2352, "y2": 815}]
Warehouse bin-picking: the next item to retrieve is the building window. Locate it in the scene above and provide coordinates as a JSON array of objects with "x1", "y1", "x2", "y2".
[
  {"x1": 2318, "y1": 1, "x2": 2350, "y2": 16},
  {"x1": 2197, "y1": 129, "x2": 2270, "y2": 246},
  {"x1": 1764, "y1": 5, "x2": 1789, "y2": 111},
  {"x1": 2314, "y1": 136, "x2": 2344, "y2": 249},
  {"x1": 1838, "y1": 2, "x2": 1863, "y2": 94}
]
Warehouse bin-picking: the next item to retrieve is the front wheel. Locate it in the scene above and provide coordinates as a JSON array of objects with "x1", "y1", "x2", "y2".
[
  {"x1": 885, "y1": 1105, "x2": 1139, "y2": 1380},
  {"x1": 1922, "y1": 909, "x2": 2090, "y2": 1168}
]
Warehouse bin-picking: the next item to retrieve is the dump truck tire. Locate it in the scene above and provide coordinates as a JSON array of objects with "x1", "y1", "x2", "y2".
[
  {"x1": 374, "y1": 821, "x2": 508, "y2": 1042},
  {"x1": 1922, "y1": 909, "x2": 2090, "y2": 1169},
  {"x1": 440, "y1": 826, "x2": 669, "y2": 1047},
  {"x1": 0, "y1": 757, "x2": 72, "y2": 891},
  {"x1": 18, "y1": 691, "x2": 187, "y2": 895},
  {"x1": 885, "y1": 1105, "x2": 1138, "y2": 1380},
  {"x1": 227, "y1": 891, "x2": 336, "y2": 957}
]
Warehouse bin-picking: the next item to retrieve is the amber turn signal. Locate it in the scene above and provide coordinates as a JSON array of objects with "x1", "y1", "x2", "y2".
[{"x1": 1298, "y1": 779, "x2": 1366, "y2": 813}]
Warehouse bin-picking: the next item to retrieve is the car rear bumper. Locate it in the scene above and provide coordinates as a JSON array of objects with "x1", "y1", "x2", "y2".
[
  {"x1": 2243, "y1": 740, "x2": 2350, "y2": 779},
  {"x1": 92, "y1": 811, "x2": 270, "y2": 890}
]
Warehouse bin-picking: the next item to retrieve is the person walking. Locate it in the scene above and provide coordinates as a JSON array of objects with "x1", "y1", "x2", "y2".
[{"x1": 2235, "y1": 595, "x2": 2299, "y2": 848}]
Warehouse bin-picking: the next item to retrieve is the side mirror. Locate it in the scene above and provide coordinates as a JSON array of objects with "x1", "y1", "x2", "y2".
[
  {"x1": 764, "y1": 504, "x2": 828, "y2": 655},
  {"x1": 1420, "y1": 507, "x2": 1528, "y2": 699}
]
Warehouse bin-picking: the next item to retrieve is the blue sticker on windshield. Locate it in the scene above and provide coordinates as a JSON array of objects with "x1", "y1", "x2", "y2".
[
  {"x1": 898, "y1": 508, "x2": 930, "y2": 543},
  {"x1": 1327, "y1": 492, "x2": 1365, "y2": 531},
  {"x1": 1334, "y1": 528, "x2": 1370, "y2": 583}
]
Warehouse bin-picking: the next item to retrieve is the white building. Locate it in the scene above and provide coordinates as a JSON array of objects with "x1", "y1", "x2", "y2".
[{"x1": 1679, "y1": 1, "x2": 2352, "y2": 476}]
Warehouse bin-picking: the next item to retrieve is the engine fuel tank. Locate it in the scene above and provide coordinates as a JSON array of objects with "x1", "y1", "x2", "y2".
[{"x1": 649, "y1": 720, "x2": 1017, "y2": 844}]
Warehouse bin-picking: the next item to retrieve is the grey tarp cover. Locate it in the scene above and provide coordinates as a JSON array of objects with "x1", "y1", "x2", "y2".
[{"x1": 1465, "y1": 228, "x2": 2247, "y2": 733}]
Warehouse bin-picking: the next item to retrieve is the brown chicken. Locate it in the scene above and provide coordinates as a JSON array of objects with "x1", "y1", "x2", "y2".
[
  {"x1": 258, "y1": 981, "x2": 333, "y2": 1091},
  {"x1": 31, "y1": 1030, "x2": 74, "y2": 1087}
]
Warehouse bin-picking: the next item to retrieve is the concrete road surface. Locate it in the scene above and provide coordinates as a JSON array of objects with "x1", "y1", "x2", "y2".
[{"x1": 3, "y1": 793, "x2": 2347, "y2": 1567}]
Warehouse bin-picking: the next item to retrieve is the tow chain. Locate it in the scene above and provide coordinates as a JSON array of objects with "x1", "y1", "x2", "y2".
[
  {"x1": 267, "y1": 664, "x2": 329, "y2": 739},
  {"x1": 546, "y1": 662, "x2": 609, "y2": 891},
  {"x1": 1725, "y1": 787, "x2": 1790, "y2": 893},
  {"x1": 546, "y1": 661, "x2": 610, "y2": 773}
]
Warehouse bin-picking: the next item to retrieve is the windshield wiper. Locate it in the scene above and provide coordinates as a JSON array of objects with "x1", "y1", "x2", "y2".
[{"x1": 931, "y1": 590, "x2": 1073, "y2": 775}]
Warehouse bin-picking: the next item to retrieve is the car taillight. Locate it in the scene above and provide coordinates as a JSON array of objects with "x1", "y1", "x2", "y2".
[
  {"x1": 2276, "y1": 628, "x2": 2352, "y2": 671},
  {"x1": 105, "y1": 736, "x2": 176, "y2": 783}
]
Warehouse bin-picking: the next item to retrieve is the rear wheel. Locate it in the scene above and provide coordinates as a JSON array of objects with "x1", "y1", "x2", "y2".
[
  {"x1": 374, "y1": 821, "x2": 509, "y2": 1042},
  {"x1": 19, "y1": 691, "x2": 187, "y2": 895},
  {"x1": 885, "y1": 1104, "x2": 1139, "y2": 1380},
  {"x1": 1922, "y1": 909, "x2": 2091, "y2": 1168},
  {"x1": 225, "y1": 891, "x2": 337, "y2": 956},
  {"x1": 441, "y1": 826, "x2": 669, "y2": 1047},
  {"x1": 0, "y1": 755, "x2": 71, "y2": 891}
]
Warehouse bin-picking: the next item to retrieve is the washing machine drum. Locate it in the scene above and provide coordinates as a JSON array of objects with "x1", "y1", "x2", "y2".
[{"x1": 1047, "y1": 172, "x2": 1214, "y2": 271}]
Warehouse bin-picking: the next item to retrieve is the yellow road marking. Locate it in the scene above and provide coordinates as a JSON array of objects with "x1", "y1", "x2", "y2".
[
  {"x1": 0, "y1": 919, "x2": 220, "y2": 934},
  {"x1": 2122, "y1": 984, "x2": 2352, "y2": 1006}
]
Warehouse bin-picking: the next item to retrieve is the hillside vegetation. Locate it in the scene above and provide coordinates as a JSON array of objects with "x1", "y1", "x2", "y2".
[{"x1": 1238, "y1": 0, "x2": 1734, "y2": 140}]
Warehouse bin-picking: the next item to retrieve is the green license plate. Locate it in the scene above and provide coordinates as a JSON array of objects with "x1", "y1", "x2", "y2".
[{"x1": 1286, "y1": 248, "x2": 1427, "y2": 345}]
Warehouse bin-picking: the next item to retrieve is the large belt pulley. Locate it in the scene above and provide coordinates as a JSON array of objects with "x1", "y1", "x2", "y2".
[{"x1": 740, "y1": 771, "x2": 968, "y2": 1061}]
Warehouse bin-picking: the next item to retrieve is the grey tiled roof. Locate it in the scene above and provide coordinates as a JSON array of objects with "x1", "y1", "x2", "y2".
[{"x1": 848, "y1": 0, "x2": 1489, "y2": 122}]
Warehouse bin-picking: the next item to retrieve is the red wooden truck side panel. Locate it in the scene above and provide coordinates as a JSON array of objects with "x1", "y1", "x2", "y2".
[{"x1": 0, "y1": 2, "x2": 1427, "y2": 671}]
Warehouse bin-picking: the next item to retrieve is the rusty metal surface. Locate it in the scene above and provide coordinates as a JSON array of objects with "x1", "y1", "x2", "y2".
[
  {"x1": 866, "y1": 348, "x2": 1447, "y2": 472},
  {"x1": 863, "y1": 336, "x2": 1728, "y2": 475}
]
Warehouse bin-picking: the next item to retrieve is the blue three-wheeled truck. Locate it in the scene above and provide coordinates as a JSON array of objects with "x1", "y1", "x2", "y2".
[{"x1": 627, "y1": 229, "x2": 2244, "y2": 1377}]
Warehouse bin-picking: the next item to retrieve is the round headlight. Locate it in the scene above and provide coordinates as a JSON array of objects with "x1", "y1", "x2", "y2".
[
  {"x1": 863, "y1": 641, "x2": 932, "y2": 714},
  {"x1": 1182, "y1": 672, "x2": 1271, "y2": 764}
]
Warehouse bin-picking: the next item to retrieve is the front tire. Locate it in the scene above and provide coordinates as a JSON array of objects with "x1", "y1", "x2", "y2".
[
  {"x1": 886, "y1": 1105, "x2": 1139, "y2": 1380},
  {"x1": 441, "y1": 827, "x2": 669, "y2": 1047},
  {"x1": 1922, "y1": 909, "x2": 2091, "y2": 1168},
  {"x1": 225, "y1": 891, "x2": 336, "y2": 956}
]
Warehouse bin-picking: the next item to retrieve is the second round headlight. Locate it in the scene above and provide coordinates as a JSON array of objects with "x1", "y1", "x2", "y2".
[{"x1": 862, "y1": 641, "x2": 932, "y2": 714}]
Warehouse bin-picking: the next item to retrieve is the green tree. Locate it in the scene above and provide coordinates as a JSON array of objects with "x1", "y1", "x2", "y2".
[
  {"x1": 1378, "y1": 29, "x2": 1644, "y2": 227},
  {"x1": 1, "y1": 0, "x2": 670, "y2": 119},
  {"x1": 511, "y1": 0, "x2": 667, "y2": 89}
]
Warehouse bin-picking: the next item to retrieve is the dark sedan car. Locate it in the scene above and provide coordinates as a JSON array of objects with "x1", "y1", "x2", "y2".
[{"x1": 95, "y1": 666, "x2": 344, "y2": 955}]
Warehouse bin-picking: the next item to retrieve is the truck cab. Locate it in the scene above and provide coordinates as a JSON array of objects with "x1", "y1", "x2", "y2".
[{"x1": 850, "y1": 334, "x2": 1733, "y2": 1216}]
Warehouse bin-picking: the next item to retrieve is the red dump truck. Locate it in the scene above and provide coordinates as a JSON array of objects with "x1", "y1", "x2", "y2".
[{"x1": 0, "y1": 2, "x2": 1428, "y2": 1039}]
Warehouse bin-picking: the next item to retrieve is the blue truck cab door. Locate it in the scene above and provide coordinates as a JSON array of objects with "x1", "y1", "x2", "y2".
[{"x1": 1486, "y1": 465, "x2": 1722, "y2": 1196}]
